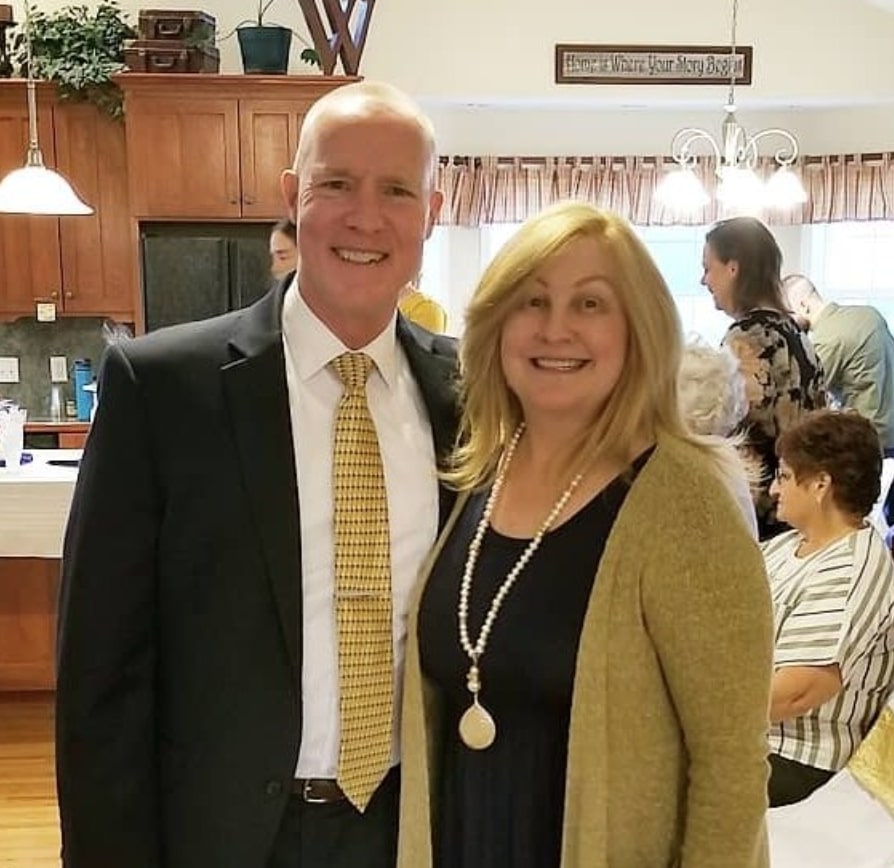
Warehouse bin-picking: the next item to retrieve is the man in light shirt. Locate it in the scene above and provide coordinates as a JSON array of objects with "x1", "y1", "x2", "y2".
[
  {"x1": 783, "y1": 273, "x2": 894, "y2": 535},
  {"x1": 783, "y1": 273, "x2": 894, "y2": 453},
  {"x1": 56, "y1": 81, "x2": 458, "y2": 868}
]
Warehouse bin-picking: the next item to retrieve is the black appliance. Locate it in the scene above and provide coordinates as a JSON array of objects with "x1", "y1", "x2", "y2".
[{"x1": 141, "y1": 222, "x2": 275, "y2": 332}]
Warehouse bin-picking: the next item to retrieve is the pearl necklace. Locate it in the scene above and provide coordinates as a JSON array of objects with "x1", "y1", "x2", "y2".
[{"x1": 457, "y1": 423, "x2": 584, "y2": 750}]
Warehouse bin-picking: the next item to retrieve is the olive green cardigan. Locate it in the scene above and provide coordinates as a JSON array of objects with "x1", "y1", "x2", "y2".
[{"x1": 398, "y1": 434, "x2": 773, "y2": 868}]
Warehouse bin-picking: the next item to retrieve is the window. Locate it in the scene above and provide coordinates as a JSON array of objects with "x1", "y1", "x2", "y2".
[
  {"x1": 805, "y1": 221, "x2": 894, "y2": 324},
  {"x1": 420, "y1": 220, "x2": 894, "y2": 340},
  {"x1": 422, "y1": 222, "x2": 729, "y2": 341}
]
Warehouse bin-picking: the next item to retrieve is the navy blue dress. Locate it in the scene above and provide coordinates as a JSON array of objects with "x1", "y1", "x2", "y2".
[{"x1": 418, "y1": 454, "x2": 649, "y2": 868}]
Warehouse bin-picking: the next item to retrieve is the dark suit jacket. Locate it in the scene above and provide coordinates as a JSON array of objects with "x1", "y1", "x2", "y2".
[{"x1": 55, "y1": 282, "x2": 459, "y2": 868}]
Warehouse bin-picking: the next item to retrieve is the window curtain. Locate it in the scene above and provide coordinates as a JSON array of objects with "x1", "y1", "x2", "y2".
[{"x1": 435, "y1": 153, "x2": 894, "y2": 227}]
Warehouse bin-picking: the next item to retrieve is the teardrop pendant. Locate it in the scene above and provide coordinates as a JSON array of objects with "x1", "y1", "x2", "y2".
[{"x1": 458, "y1": 698, "x2": 496, "y2": 750}]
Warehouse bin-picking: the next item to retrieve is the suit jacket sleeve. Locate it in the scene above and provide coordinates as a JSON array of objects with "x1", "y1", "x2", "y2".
[{"x1": 56, "y1": 343, "x2": 162, "y2": 868}]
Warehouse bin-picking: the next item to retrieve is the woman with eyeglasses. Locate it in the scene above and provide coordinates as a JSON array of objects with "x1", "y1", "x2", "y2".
[{"x1": 762, "y1": 409, "x2": 894, "y2": 806}]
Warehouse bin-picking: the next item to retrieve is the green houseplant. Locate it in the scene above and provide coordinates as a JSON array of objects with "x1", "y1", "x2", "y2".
[
  {"x1": 233, "y1": 0, "x2": 319, "y2": 75},
  {"x1": 12, "y1": 2, "x2": 135, "y2": 119}
]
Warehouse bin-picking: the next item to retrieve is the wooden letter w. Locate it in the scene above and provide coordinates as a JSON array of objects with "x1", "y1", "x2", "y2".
[{"x1": 297, "y1": 0, "x2": 376, "y2": 75}]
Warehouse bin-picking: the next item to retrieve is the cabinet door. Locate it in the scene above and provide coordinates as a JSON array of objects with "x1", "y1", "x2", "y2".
[
  {"x1": 0, "y1": 102, "x2": 62, "y2": 319},
  {"x1": 238, "y1": 99, "x2": 302, "y2": 219},
  {"x1": 126, "y1": 97, "x2": 240, "y2": 218},
  {"x1": 54, "y1": 103, "x2": 137, "y2": 321},
  {"x1": 0, "y1": 558, "x2": 59, "y2": 690}
]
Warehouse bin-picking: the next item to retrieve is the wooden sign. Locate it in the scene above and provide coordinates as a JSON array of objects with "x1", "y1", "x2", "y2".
[
  {"x1": 555, "y1": 44, "x2": 753, "y2": 85},
  {"x1": 297, "y1": 0, "x2": 376, "y2": 75}
]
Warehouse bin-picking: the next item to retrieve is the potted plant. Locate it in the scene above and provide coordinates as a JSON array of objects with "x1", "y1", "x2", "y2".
[
  {"x1": 234, "y1": 0, "x2": 319, "y2": 75},
  {"x1": 12, "y1": 2, "x2": 135, "y2": 119}
]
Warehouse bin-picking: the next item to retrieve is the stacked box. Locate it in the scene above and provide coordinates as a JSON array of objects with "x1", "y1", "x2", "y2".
[{"x1": 124, "y1": 9, "x2": 218, "y2": 74}]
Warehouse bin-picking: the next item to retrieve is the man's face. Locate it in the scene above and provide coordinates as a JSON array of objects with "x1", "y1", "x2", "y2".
[
  {"x1": 269, "y1": 229, "x2": 298, "y2": 278},
  {"x1": 285, "y1": 110, "x2": 443, "y2": 347}
]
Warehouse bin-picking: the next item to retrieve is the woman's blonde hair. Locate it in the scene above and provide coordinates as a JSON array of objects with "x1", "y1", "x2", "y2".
[{"x1": 447, "y1": 201, "x2": 712, "y2": 490}]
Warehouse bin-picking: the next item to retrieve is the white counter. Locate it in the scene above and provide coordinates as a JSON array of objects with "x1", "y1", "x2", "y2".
[{"x1": 0, "y1": 449, "x2": 80, "y2": 558}]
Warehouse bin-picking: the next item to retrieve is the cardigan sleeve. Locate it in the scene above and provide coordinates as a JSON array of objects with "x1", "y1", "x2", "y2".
[{"x1": 642, "y1": 494, "x2": 774, "y2": 868}]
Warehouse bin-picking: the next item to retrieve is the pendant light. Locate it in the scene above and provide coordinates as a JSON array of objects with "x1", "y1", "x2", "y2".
[
  {"x1": 0, "y1": 1, "x2": 93, "y2": 215},
  {"x1": 655, "y1": 0, "x2": 807, "y2": 215}
]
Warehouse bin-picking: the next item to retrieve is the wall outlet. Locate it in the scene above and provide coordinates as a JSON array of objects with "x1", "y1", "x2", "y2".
[
  {"x1": 0, "y1": 357, "x2": 20, "y2": 383},
  {"x1": 50, "y1": 355, "x2": 68, "y2": 383}
]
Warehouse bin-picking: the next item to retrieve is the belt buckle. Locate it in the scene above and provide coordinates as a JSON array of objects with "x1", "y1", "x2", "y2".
[{"x1": 302, "y1": 779, "x2": 330, "y2": 804}]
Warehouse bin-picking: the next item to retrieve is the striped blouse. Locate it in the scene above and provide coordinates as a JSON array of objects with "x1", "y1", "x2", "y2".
[{"x1": 761, "y1": 525, "x2": 894, "y2": 771}]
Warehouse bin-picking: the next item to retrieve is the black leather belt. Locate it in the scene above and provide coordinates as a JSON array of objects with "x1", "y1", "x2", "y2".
[{"x1": 291, "y1": 778, "x2": 347, "y2": 804}]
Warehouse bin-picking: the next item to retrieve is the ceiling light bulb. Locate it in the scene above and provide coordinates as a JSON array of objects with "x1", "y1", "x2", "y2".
[
  {"x1": 655, "y1": 168, "x2": 710, "y2": 213},
  {"x1": 765, "y1": 167, "x2": 808, "y2": 209}
]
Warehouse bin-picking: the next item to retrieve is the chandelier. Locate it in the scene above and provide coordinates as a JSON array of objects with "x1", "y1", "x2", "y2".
[
  {"x1": 655, "y1": 0, "x2": 807, "y2": 214},
  {"x1": 0, "y1": 1, "x2": 92, "y2": 215}
]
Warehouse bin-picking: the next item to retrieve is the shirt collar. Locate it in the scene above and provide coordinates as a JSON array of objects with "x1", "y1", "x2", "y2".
[{"x1": 282, "y1": 281, "x2": 399, "y2": 388}]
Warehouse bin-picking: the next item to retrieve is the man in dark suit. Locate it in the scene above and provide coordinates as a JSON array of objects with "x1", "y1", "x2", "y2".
[{"x1": 55, "y1": 81, "x2": 457, "y2": 868}]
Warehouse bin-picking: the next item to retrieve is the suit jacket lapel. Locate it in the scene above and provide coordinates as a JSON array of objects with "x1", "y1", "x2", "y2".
[
  {"x1": 221, "y1": 283, "x2": 301, "y2": 679},
  {"x1": 397, "y1": 316, "x2": 460, "y2": 527}
]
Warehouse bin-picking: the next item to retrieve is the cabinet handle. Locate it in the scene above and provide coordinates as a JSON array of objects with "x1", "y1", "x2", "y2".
[
  {"x1": 50, "y1": 290, "x2": 59, "y2": 300},
  {"x1": 65, "y1": 291, "x2": 73, "y2": 300},
  {"x1": 229, "y1": 195, "x2": 238, "y2": 204},
  {"x1": 243, "y1": 194, "x2": 255, "y2": 205}
]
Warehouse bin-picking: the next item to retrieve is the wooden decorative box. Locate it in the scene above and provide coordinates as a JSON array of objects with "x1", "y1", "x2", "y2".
[
  {"x1": 123, "y1": 40, "x2": 220, "y2": 74},
  {"x1": 137, "y1": 9, "x2": 216, "y2": 43}
]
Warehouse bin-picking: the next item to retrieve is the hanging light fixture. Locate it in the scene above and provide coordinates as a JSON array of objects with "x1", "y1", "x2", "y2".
[
  {"x1": 656, "y1": 0, "x2": 807, "y2": 215},
  {"x1": 0, "y1": 1, "x2": 92, "y2": 215}
]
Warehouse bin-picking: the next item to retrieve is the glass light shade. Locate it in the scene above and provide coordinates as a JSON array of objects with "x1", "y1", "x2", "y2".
[
  {"x1": 0, "y1": 164, "x2": 93, "y2": 215},
  {"x1": 655, "y1": 168, "x2": 710, "y2": 212},
  {"x1": 716, "y1": 165, "x2": 765, "y2": 214},
  {"x1": 765, "y1": 167, "x2": 808, "y2": 209}
]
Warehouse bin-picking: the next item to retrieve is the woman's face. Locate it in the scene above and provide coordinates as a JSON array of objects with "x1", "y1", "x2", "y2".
[
  {"x1": 769, "y1": 459, "x2": 820, "y2": 530},
  {"x1": 499, "y1": 235, "x2": 629, "y2": 431},
  {"x1": 701, "y1": 242, "x2": 739, "y2": 317}
]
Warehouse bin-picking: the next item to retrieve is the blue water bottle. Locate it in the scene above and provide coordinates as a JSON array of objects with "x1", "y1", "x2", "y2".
[{"x1": 73, "y1": 359, "x2": 93, "y2": 422}]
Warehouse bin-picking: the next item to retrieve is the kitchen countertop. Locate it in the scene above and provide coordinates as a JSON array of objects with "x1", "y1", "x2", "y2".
[
  {"x1": 0, "y1": 449, "x2": 81, "y2": 558},
  {"x1": 24, "y1": 421, "x2": 91, "y2": 432}
]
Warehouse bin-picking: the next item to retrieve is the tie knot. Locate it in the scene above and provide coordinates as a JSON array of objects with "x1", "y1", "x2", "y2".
[{"x1": 332, "y1": 352, "x2": 374, "y2": 392}]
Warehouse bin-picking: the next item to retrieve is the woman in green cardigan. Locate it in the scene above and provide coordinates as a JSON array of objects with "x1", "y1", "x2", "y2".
[{"x1": 397, "y1": 201, "x2": 774, "y2": 868}]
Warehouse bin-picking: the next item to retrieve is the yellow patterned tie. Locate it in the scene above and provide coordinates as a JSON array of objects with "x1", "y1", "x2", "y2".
[{"x1": 331, "y1": 352, "x2": 393, "y2": 812}]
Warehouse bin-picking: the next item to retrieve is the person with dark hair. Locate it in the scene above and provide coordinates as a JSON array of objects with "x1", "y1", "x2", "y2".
[
  {"x1": 762, "y1": 409, "x2": 894, "y2": 807},
  {"x1": 702, "y1": 216, "x2": 825, "y2": 539},
  {"x1": 269, "y1": 217, "x2": 298, "y2": 278}
]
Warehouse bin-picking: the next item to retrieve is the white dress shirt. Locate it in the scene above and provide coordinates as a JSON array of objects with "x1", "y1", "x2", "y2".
[{"x1": 281, "y1": 283, "x2": 439, "y2": 778}]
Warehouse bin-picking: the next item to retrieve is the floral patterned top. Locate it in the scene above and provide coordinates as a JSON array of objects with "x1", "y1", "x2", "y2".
[{"x1": 722, "y1": 309, "x2": 826, "y2": 539}]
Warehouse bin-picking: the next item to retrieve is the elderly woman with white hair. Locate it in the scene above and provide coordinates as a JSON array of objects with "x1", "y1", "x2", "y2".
[{"x1": 678, "y1": 340, "x2": 758, "y2": 537}]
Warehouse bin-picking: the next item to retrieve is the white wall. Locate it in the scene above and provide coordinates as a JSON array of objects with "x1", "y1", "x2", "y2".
[
  {"x1": 425, "y1": 103, "x2": 894, "y2": 158},
  {"x1": 26, "y1": 0, "x2": 894, "y2": 154}
]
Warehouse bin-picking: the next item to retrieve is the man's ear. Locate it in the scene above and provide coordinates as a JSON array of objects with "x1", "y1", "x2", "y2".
[
  {"x1": 281, "y1": 169, "x2": 299, "y2": 222},
  {"x1": 424, "y1": 190, "x2": 444, "y2": 240}
]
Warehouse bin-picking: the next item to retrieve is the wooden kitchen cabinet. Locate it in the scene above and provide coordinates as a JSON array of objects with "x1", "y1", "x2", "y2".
[
  {"x1": 0, "y1": 89, "x2": 63, "y2": 319},
  {"x1": 54, "y1": 103, "x2": 138, "y2": 321},
  {"x1": 0, "y1": 84, "x2": 137, "y2": 323},
  {"x1": 124, "y1": 94, "x2": 241, "y2": 219},
  {"x1": 119, "y1": 75, "x2": 354, "y2": 220},
  {"x1": 0, "y1": 558, "x2": 59, "y2": 691},
  {"x1": 239, "y1": 99, "x2": 302, "y2": 218}
]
